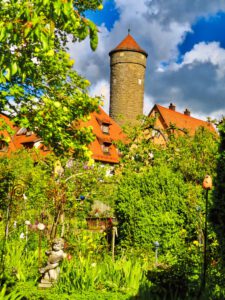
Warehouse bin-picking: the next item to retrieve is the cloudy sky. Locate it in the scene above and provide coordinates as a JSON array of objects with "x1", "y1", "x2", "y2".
[{"x1": 70, "y1": 0, "x2": 225, "y2": 121}]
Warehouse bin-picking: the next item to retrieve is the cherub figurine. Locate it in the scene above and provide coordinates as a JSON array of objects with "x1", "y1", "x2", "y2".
[{"x1": 39, "y1": 238, "x2": 67, "y2": 287}]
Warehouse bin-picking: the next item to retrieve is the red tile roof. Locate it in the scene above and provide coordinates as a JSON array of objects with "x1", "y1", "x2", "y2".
[
  {"x1": 109, "y1": 34, "x2": 148, "y2": 57},
  {"x1": 149, "y1": 104, "x2": 216, "y2": 135},
  {"x1": 81, "y1": 107, "x2": 126, "y2": 164},
  {"x1": 0, "y1": 113, "x2": 17, "y2": 156},
  {"x1": 0, "y1": 107, "x2": 126, "y2": 164}
]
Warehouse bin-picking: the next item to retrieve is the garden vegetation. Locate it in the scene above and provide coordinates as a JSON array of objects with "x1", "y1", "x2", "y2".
[{"x1": 0, "y1": 0, "x2": 225, "y2": 299}]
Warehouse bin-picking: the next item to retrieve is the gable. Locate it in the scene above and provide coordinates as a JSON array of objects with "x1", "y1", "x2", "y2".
[{"x1": 149, "y1": 104, "x2": 216, "y2": 136}]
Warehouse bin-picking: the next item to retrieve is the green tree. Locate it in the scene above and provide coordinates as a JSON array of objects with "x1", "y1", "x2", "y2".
[
  {"x1": 113, "y1": 118, "x2": 219, "y2": 297},
  {"x1": 0, "y1": 0, "x2": 102, "y2": 159},
  {"x1": 115, "y1": 165, "x2": 202, "y2": 253},
  {"x1": 211, "y1": 120, "x2": 225, "y2": 264},
  {"x1": 0, "y1": 150, "x2": 114, "y2": 240},
  {"x1": 118, "y1": 116, "x2": 218, "y2": 182}
]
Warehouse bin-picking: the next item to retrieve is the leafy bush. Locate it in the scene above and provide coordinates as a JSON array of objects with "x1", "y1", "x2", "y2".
[{"x1": 115, "y1": 165, "x2": 202, "y2": 254}]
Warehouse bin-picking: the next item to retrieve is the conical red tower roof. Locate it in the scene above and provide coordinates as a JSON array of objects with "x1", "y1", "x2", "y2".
[{"x1": 109, "y1": 33, "x2": 148, "y2": 57}]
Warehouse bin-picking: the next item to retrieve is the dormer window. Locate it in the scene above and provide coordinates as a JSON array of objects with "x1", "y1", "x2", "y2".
[
  {"x1": 101, "y1": 123, "x2": 110, "y2": 134},
  {"x1": 16, "y1": 128, "x2": 33, "y2": 136},
  {"x1": 26, "y1": 131, "x2": 33, "y2": 136},
  {"x1": 16, "y1": 127, "x2": 27, "y2": 135},
  {"x1": 0, "y1": 140, "x2": 8, "y2": 152},
  {"x1": 102, "y1": 142, "x2": 111, "y2": 154},
  {"x1": 22, "y1": 142, "x2": 34, "y2": 149}
]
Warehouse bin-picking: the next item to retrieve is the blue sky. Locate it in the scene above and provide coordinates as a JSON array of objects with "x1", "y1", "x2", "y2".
[
  {"x1": 85, "y1": 1, "x2": 119, "y2": 31},
  {"x1": 70, "y1": 0, "x2": 225, "y2": 120},
  {"x1": 179, "y1": 12, "x2": 225, "y2": 56}
]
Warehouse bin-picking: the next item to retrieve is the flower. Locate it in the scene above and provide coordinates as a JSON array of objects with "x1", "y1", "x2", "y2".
[
  {"x1": 20, "y1": 232, "x2": 25, "y2": 239},
  {"x1": 25, "y1": 220, "x2": 31, "y2": 226},
  {"x1": 31, "y1": 57, "x2": 40, "y2": 65},
  {"x1": 193, "y1": 240, "x2": 199, "y2": 246},
  {"x1": 67, "y1": 254, "x2": 72, "y2": 261},
  {"x1": 37, "y1": 223, "x2": 45, "y2": 231}
]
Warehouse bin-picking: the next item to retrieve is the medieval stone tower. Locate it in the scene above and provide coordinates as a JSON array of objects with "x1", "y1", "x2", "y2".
[{"x1": 109, "y1": 33, "x2": 148, "y2": 126}]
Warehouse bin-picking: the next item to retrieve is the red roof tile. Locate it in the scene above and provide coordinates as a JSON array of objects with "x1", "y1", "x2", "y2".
[
  {"x1": 0, "y1": 107, "x2": 126, "y2": 164},
  {"x1": 81, "y1": 107, "x2": 126, "y2": 164},
  {"x1": 149, "y1": 104, "x2": 216, "y2": 135},
  {"x1": 0, "y1": 114, "x2": 17, "y2": 156},
  {"x1": 109, "y1": 34, "x2": 148, "y2": 57}
]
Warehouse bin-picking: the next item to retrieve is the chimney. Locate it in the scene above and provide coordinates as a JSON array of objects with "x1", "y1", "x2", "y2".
[
  {"x1": 184, "y1": 108, "x2": 191, "y2": 116},
  {"x1": 169, "y1": 103, "x2": 176, "y2": 111}
]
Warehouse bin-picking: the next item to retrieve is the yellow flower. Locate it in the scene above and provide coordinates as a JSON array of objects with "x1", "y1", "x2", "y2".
[{"x1": 193, "y1": 240, "x2": 199, "y2": 246}]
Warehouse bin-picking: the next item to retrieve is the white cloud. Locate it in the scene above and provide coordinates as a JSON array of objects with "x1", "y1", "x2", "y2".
[
  {"x1": 89, "y1": 79, "x2": 110, "y2": 112},
  {"x1": 168, "y1": 42, "x2": 225, "y2": 78}
]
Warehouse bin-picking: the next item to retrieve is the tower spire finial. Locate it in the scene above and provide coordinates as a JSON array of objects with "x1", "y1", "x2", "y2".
[{"x1": 128, "y1": 26, "x2": 131, "y2": 34}]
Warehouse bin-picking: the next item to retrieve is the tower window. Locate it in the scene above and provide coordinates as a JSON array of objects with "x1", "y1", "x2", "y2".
[
  {"x1": 138, "y1": 79, "x2": 142, "y2": 85},
  {"x1": 101, "y1": 123, "x2": 110, "y2": 134}
]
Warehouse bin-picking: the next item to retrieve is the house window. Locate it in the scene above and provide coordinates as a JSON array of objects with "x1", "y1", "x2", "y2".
[
  {"x1": 101, "y1": 124, "x2": 110, "y2": 134},
  {"x1": 102, "y1": 143, "x2": 111, "y2": 154},
  {"x1": 0, "y1": 140, "x2": 8, "y2": 152},
  {"x1": 22, "y1": 142, "x2": 34, "y2": 149},
  {"x1": 26, "y1": 131, "x2": 33, "y2": 136},
  {"x1": 16, "y1": 127, "x2": 27, "y2": 135}
]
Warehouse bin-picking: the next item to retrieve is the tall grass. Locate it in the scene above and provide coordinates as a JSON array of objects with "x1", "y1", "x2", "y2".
[
  {"x1": 0, "y1": 238, "x2": 147, "y2": 299},
  {"x1": 57, "y1": 254, "x2": 146, "y2": 296},
  {"x1": 1, "y1": 239, "x2": 39, "y2": 284}
]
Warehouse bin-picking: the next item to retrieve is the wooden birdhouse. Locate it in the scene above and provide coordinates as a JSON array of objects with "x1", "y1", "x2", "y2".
[{"x1": 202, "y1": 175, "x2": 212, "y2": 190}]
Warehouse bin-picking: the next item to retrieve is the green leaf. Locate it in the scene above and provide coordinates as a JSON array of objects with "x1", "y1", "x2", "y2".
[{"x1": 11, "y1": 62, "x2": 18, "y2": 76}]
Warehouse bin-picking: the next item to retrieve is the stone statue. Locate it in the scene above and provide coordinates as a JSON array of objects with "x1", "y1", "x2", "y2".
[{"x1": 39, "y1": 238, "x2": 67, "y2": 288}]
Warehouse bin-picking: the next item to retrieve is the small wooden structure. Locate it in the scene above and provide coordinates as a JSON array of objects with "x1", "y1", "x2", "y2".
[{"x1": 86, "y1": 217, "x2": 117, "y2": 232}]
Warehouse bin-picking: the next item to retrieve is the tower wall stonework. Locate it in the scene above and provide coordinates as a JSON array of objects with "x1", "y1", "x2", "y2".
[{"x1": 109, "y1": 50, "x2": 147, "y2": 126}]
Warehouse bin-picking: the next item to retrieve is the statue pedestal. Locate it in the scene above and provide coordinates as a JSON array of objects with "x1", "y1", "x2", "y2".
[{"x1": 38, "y1": 280, "x2": 53, "y2": 288}]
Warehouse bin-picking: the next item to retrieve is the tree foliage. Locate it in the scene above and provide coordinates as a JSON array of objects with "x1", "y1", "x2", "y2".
[
  {"x1": 0, "y1": 0, "x2": 103, "y2": 159},
  {"x1": 211, "y1": 120, "x2": 225, "y2": 265},
  {"x1": 0, "y1": 150, "x2": 111, "y2": 240},
  {"x1": 113, "y1": 118, "x2": 219, "y2": 297},
  {"x1": 115, "y1": 118, "x2": 218, "y2": 254},
  {"x1": 115, "y1": 165, "x2": 202, "y2": 254}
]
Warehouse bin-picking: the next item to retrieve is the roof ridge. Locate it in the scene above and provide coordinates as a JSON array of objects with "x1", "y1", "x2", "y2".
[{"x1": 156, "y1": 104, "x2": 211, "y2": 123}]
